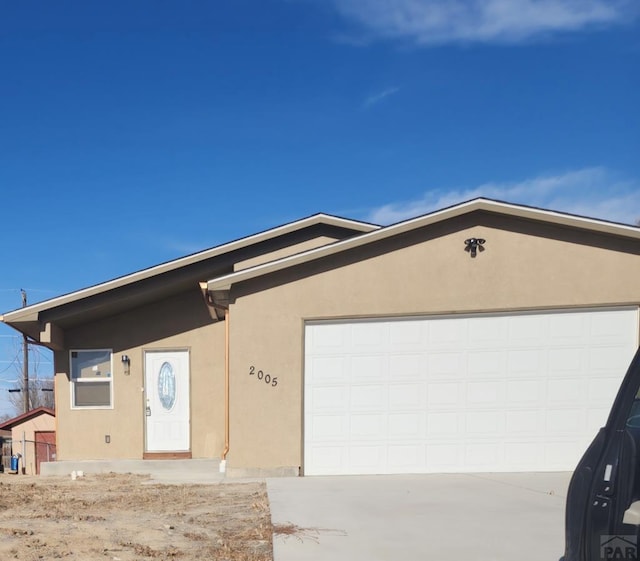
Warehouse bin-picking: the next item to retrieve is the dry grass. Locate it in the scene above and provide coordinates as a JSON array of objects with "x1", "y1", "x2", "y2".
[
  {"x1": 273, "y1": 522, "x2": 346, "y2": 543},
  {"x1": 0, "y1": 473, "x2": 273, "y2": 561}
]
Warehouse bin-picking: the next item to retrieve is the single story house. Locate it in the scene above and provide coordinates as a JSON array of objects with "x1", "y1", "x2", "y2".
[
  {"x1": 0, "y1": 407, "x2": 56, "y2": 475},
  {"x1": 2, "y1": 198, "x2": 640, "y2": 476}
]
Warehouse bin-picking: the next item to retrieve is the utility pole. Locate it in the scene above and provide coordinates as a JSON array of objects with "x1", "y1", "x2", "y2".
[{"x1": 21, "y1": 289, "x2": 29, "y2": 414}]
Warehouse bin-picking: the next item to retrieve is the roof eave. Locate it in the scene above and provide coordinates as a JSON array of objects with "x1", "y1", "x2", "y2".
[
  {"x1": 206, "y1": 198, "x2": 640, "y2": 292},
  {"x1": 1, "y1": 213, "x2": 379, "y2": 323}
]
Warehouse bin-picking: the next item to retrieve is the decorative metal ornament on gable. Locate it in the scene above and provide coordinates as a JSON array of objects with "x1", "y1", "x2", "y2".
[
  {"x1": 464, "y1": 237, "x2": 486, "y2": 258},
  {"x1": 158, "y1": 362, "x2": 177, "y2": 410}
]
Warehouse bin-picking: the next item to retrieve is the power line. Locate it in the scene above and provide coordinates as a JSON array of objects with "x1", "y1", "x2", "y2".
[{"x1": 0, "y1": 354, "x2": 19, "y2": 374}]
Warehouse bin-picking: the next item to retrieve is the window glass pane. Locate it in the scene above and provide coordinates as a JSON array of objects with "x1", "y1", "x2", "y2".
[
  {"x1": 71, "y1": 350, "x2": 111, "y2": 380},
  {"x1": 74, "y1": 381, "x2": 111, "y2": 407}
]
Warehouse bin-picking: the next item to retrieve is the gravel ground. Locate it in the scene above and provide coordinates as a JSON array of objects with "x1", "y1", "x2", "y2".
[{"x1": 0, "y1": 472, "x2": 273, "y2": 561}]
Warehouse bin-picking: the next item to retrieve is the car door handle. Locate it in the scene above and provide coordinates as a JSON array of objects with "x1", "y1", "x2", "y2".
[{"x1": 623, "y1": 501, "x2": 640, "y2": 525}]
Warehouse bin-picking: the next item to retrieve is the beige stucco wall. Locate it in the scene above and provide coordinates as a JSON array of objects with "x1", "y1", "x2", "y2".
[
  {"x1": 49, "y1": 212, "x2": 640, "y2": 470},
  {"x1": 54, "y1": 288, "x2": 225, "y2": 461},
  {"x1": 225, "y1": 214, "x2": 640, "y2": 471},
  {"x1": 50, "y1": 227, "x2": 360, "y2": 463},
  {"x1": 10, "y1": 413, "x2": 55, "y2": 475}
]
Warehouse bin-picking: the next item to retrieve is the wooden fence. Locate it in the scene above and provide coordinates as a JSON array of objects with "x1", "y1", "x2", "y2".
[{"x1": 1, "y1": 438, "x2": 12, "y2": 471}]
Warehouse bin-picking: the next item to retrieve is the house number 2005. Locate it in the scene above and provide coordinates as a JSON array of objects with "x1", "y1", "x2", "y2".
[{"x1": 249, "y1": 366, "x2": 278, "y2": 387}]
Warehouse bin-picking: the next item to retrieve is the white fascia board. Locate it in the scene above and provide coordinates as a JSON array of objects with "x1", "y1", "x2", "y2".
[
  {"x1": 2, "y1": 213, "x2": 379, "y2": 323},
  {"x1": 207, "y1": 198, "x2": 640, "y2": 291}
]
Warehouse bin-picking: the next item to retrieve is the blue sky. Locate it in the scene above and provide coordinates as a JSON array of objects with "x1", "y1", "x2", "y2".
[{"x1": 1, "y1": 0, "x2": 639, "y2": 416}]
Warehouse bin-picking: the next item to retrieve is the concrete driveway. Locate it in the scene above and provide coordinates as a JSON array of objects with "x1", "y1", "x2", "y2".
[{"x1": 267, "y1": 472, "x2": 571, "y2": 561}]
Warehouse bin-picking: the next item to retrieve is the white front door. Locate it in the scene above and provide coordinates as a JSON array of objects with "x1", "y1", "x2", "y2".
[{"x1": 144, "y1": 350, "x2": 190, "y2": 452}]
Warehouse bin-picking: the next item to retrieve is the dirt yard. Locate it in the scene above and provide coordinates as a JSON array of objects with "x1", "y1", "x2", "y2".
[{"x1": 0, "y1": 473, "x2": 273, "y2": 561}]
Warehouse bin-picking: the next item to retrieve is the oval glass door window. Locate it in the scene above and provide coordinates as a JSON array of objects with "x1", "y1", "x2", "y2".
[{"x1": 158, "y1": 362, "x2": 177, "y2": 410}]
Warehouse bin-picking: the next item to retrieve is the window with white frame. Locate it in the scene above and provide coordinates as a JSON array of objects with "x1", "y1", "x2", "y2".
[{"x1": 70, "y1": 350, "x2": 113, "y2": 408}]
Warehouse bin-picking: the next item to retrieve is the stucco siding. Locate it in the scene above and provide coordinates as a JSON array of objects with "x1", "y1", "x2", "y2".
[
  {"x1": 54, "y1": 288, "x2": 224, "y2": 461},
  {"x1": 225, "y1": 215, "x2": 640, "y2": 470}
]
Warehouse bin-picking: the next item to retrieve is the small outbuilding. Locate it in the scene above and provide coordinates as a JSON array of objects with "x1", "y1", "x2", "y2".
[
  {"x1": 0, "y1": 428, "x2": 11, "y2": 472},
  {"x1": 0, "y1": 407, "x2": 56, "y2": 475},
  {"x1": 2, "y1": 199, "x2": 640, "y2": 476}
]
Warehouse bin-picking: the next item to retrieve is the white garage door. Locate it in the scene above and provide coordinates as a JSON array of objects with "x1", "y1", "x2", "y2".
[{"x1": 304, "y1": 308, "x2": 639, "y2": 475}]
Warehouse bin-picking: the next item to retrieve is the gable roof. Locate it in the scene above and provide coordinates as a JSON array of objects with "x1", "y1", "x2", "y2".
[
  {"x1": 1, "y1": 213, "x2": 378, "y2": 333},
  {"x1": 206, "y1": 198, "x2": 640, "y2": 292},
  {"x1": 0, "y1": 407, "x2": 55, "y2": 430}
]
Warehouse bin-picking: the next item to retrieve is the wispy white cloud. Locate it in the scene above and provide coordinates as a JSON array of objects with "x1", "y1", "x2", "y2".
[
  {"x1": 368, "y1": 167, "x2": 640, "y2": 225},
  {"x1": 363, "y1": 86, "x2": 400, "y2": 109},
  {"x1": 327, "y1": 0, "x2": 639, "y2": 45}
]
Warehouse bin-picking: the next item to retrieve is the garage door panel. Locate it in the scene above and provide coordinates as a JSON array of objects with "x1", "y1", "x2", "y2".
[
  {"x1": 304, "y1": 308, "x2": 638, "y2": 475},
  {"x1": 388, "y1": 444, "x2": 422, "y2": 472},
  {"x1": 307, "y1": 356, "x2": 347, "y2": 384},
  {"x1": 505, "y1": 410, "x2": 542, "y2": 434},
  {"x1": 307, "y1": 445, "x2": 345, "y2": 474},
  {"x1": 352, "y1": 322, "x2": 387, "y2": 348},
  {"x1": 587, "y1": 377, "x2": 620, "y2": 404},
  {"x1": 507, "y1": 349, "x2": 545, "y2": 376},
  {"x1": 426, "y1": 352, "x2": 464, "y2": 377},
  {"x1": 388, "y1": 383, "x2": 426, "y2": 408},
  {"x1": 352, "y1": 355, "x2": 387, "y2": 380},
  {"x1": 309, "y1": 415, "x2": 348, "y2": 441},
  {"x1": 427, "y1": 382, "x2": 462, "y2": 407},
  {"x1": 389, "y1": 320, "x2": 424, "y2": 346},
  {"x1": 350, "y1": 414, "x2": 386, "y2": 438},
  {"x1": 507, "y1": 315, "x2": 547, "y2": 345},
  {"x1": 467, "y1": 350, "x2": 506, "y2": 377},
  {"x1": 350, "y1": 384, "x2": 386, "y2": 410},
  {"x1": 350, "y1": 445, "x2": 386, "y2": 474},
  {"x1": 545, "y1": 409, "x2": 587, "y2": 434},
  {"x1": 548, "y1": 347, "x2": 584, "y2": 373},
  {"x1": 467, "y1": 316, "x2": 507, "y2": 346},
  {"x1": 309, "y1": 386, "x2": 347, "y2": 411},
  {"x1": 464, "y1": 441, "x2": 501, "y2": 469},
  {"x1": 546, "y1": 378, "x2": 586, "y2": 405},
  {"x1": 589, "y1": 345, "x2": 634, "y2": 371},
  {"x1": 466, "y1": 381, "x2": 506, "y2": 405},
  {"x1": 590, "y1": 310, "x2": 639, "y2": 338},
  {"x1": 388, "y1": 412, "x2": 424, "y2": 437},
  {"x1": 544, "y1": 440, "x2": 584, "y2": 468},
  {"x1": 506, "y1": 380, "x2": 544, "y2": 404},
  {"x1": 504, "y1": 442, "x2": 543, "y2": 468},
  {"x1": 427, "y1": 319, "x2": 467, "y2": 348},
  {"x1": 465, "y1": 411, "x2": 506, "y2": 435},
  {"x1": 310, "y1": 323, "x2": 349, "y2": 350},
  {"x1": 549, "y1": 314, "x2": 589, "y2": 340},
  {"x1": 426, "y1": 412, "x2": 459, "y2": 436},
  {"x1": 389, "y1": 354, "x2": 424, "y2": 380}
]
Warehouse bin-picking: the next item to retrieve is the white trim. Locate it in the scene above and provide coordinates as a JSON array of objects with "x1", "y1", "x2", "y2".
[
  {"x1": 69, "y1": 349, "x2": 114, "y2": 410},
  {"x1": 2, "y1": 214, "x2": 378, "y2": 322},
  {"x1": 207, "y1": 198, "x2": 640, "y2": 291},
  {"x1": 304, "y1": 305, "x2": 640, "y2": 326}
]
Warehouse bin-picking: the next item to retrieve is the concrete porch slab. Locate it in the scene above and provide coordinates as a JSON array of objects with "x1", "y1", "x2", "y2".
[{"x1": 40, "y1": 458, "x2": 225, "y2": 484}]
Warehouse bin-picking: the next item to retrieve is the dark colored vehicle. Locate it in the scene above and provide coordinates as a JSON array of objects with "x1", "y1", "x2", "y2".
[{"x1": 564, "y1": 347, "x2": 640, "y2": 560}]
